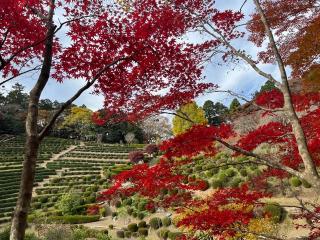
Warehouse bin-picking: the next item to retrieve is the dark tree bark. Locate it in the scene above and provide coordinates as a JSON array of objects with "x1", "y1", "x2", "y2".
[{"x1": 9, "y1": 3, "x2": 56, "y2": 239}]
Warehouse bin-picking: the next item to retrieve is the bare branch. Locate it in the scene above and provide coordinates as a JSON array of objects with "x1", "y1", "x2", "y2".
[
  {"x1": 38, "y1": 56, "x2": 132, "y2": 140},
  {"x1": 202, "y1": 23, "x2": 280, "y2": 87},
  {"x1": 0, "y1": 65, "x2": 42, "y2": 86}
]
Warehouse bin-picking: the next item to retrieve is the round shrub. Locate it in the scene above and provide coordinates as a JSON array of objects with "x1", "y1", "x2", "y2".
[
  {"x1": 138, "y1": 212, "x2": 145, "y2": 220},
  {"x1": 218, "y1": 173, "x2": 228, "y2": 182},
  {"x1": 161, "y1": 217, "x2": 171, "y2": 227},
  {"x1": 123, "y1": 198, "x2": 133, "y2": 206},
  {"x1": 168, "y1": 231, "x2": 183, "y2": 240},
  {"x1": 240, "y1": 169, "x2": 248, "y2": 177},
  {"x1": 127, "y1": 208, "x2": 133, "y2": 215},
  {"x1": 138, "y1": 221, "x2": 147, "y2": 228},
  {"x1": 211, "y1": 179, "x2": 223, "y2": 189},
  {"x1": 128, "y1": 223, "x2": 138, "y2": 232},
  {"x1": 125, "y1": 231, "x2": 132, "y2": 238},
  {"x1": 229, "y1": 177, "x2": 242, "y2": 188},
  {"x1": 111, "y1": 212, "x2": 118, "y2": 218},
  {"x1": 138, "y1": 228, "x2": 148, "y2": 236},
  {"x1": 302, "y1": 180, "x2": 312, "y2": 188},
  {"x1": 149, "y1": 217, "x2": 162, "y2": 230},
  {"x1": 116, "y1": 230, "x2": 125, "y2": 238},
  {"x1": 264, "y1": 203, "x2": 286, "y2": 223},
  {"x1": 138, "y1": 202, "x2": 146, "y2": 211},
  {"x1": 129, "y1": 151, "x2": 145, "y2": 164},
  {"x1": 205, "y1": 170, "x2": 213, "y2": 177},
  {"x1": 225, "y1": 168, "x2": 236, "y2": 177},
  {"x1": 158, "y1": 229, "x2": 170, "y2": 239},
  {"x1": 145, "y1": 144, "x2": 159, "y2": 155},
  {"x1": 290, "y1": 177, "x2": 302, "y2": 187},
  {"x1": 109, "y1": 224, "x2": 114, "y2": 229}
]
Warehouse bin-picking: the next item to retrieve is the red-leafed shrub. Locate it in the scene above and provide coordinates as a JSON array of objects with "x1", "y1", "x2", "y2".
[
  {"x1": 145, "y1": 144, "x2": 159, "y2": 155},
  {"x1": 129, "y1": 151, "x2": 145, "y2": 164}
]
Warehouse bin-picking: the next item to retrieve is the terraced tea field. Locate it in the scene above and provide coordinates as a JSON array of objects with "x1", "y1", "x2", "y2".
[{"x1": 0, "y1": 136, "x2": 141, "y2": 225}]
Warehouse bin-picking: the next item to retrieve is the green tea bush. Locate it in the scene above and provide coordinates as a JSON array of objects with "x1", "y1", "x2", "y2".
[
  {"x1": 290, "y1": 177, "x2": 302, "y2": 187},
  {"x1": 138, "y1": 228, "x2": 148, "y2": 236},
  {"x1": 157, "y1": 229, "x2": 169, "y2": 239},
  {"x1": 57, "y1": 193, "x2": 81, "y2": 215},
  {"x1": 138, "y1": 221, "x2": 147, "y2": 228},
  {"x1": 149, "y1": 217, "x2": 162, "y2": 229},
  {"x1": 127, "y1": 223, "x2": 138, "y2": 232},
  {"x1": 211, "y1": 179, "x2": 223, "y2": 189},
  {"x1": 161, "y1": 217, "x2": 171, "y2": 227},
  {"x1": 168, "y1": 232, "x2": 183, "y2": 240},
  {"x1": 116, "y1": 230, "x2": 125, "y2": 238},
  {"x1": 264, "y1": 203, "x2": 286, "y2": 223}
]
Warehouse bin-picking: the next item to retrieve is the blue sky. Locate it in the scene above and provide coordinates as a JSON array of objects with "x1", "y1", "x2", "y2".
[{"x1": 1, "y1": 0, "x2": 280, "y2": 112}]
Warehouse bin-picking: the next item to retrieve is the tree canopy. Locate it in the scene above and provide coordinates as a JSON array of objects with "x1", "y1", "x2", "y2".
[{"x1": 172, "y1": 102, "x2": 207, "y2": 135}]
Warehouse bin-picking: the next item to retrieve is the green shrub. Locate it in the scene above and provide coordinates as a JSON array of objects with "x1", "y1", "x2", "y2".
[
  {"x1": 112, "y1": 212, "x2": 118, "y2": 217},
  {"x1": 138, "y1": 228, "x2": 148, "y2": 236},
  {"x1": 264, "y1": 203, "x2": 286, "y2": 223},
  {"x1": 239, "y1": 169, "x2": 248, "y2": 177},
  {"x1": 211, "y1": 179, "x2": 223, "y2": 189},
  {"x1": 138, "y1": 212, "x2": 145, "y2": 220},
  {"x1": 138, "y1": 221, "x2": 147, "y2": 228},
  {"x1": 116, "y1": 230, "x2": 125, "y2": 238},
  {"x1": 47, "y1": 215, "x2": 100, "y2": 224},
  {"x1": 229, "y1": 178, "x2": 242, "y2": 188},
  {"x1": 100, "y1": 207, "x2": 107, "y2": 217},
  {"x1": 25, "y1": 233, "x2": 40, "y2": 240},
  {"x1": 108, "y1": 225, "x2": 114, "y2": 229},
  {"x1": 0, "y1": 227, "x2": 10, "y2": 240},
  {"x1": 218, "y1": 173, "x2": 228, "y2": 182},
  {"x1": 127, "y1": 208, "x2": 133, "y2": 215},
  {"x1": 127, "y1": 223, "x2": 138, "y2": 232},
  {"x1": 57, "y1": 193, "x2": 82, "y2": 215},
  {"x1": 158, "y1": 229, "x2": 169, "y2": 239},
  {"x1": 225, "y1": 168, "x2": 236, "y2": 177},
  {"x1": 168, "y1": 232, "x2": 183, "y2": 240},
  {"x1": 123, "y1": 198, "x2": 133, "y2": 206},
  {"x1": 125, "y1": 231, "x2": 131, "y2": 238},
  {"x1": 302, "y1": 180, "x2": 312, "y2": 188},
  {"x1": 149, "y1": 217, "x2": 162, "y2": 229},
  {"x1": 43, "y1": 227, "x2": 71, "y2": 240},
  {"x1": 161, "y1": 217, "x2": 171, "y2": 227},
  {"x1": 290, "y1": 177, "x2": 302, "y2": 187},
  {"x1": 132, "y1": 232, "x2": 139, "y2": 237},
  {"x1": 39, "y1": 196, "x2": 49, "y2": 203},
  {"x1": 138, "y1": 202, "x2": 146, "y2": 211},
  {"x1": 115, "y1": 200, "x2": 122, "y2": 208}
]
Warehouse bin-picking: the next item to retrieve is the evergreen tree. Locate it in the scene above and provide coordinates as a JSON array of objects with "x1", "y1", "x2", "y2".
[
  {"x1": 229, "y1": 98, "x2": 241, "y2": 113},
  {"x1": 203, "y1": 100, "x2": 228, "y2": 126}
]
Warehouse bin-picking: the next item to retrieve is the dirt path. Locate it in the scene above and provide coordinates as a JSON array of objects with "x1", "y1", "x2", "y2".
[{"x1": 33, "y1": 145, "x2": 79, "y2": 196}]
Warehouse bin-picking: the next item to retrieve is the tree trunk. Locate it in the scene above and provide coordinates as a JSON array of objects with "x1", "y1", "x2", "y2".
[
  {"x1": 10, "y1": 4, "x2": 55, "y2": 238},
  {"x1": 253, "y1": 0, "x2": 319, "y2": 183},
  {"x1": 9, "y1": 136, "x2": 39, "y2": 240}
]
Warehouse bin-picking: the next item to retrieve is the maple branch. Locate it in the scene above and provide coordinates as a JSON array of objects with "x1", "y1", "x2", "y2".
[
  {"x1": 202, "y1": 23, "x2": 280, "y2": 87},
  {"x1": 39, "y1": 56, "x2": 131, "y2": 140},
  {"x1": 213, "y1": 137, "x2": 305, "y2": 179},
  {"x1": 240, "y1": 0, "x2": 248, "y2": 12},
  {"x1": 209, "y1": 89, "x2": 284, "y2": 113},
  {"x1": 0, "y1": 28, "x2": 10, "y2": 50},
  {"x1": 253, "y1": 0, "x2": 319, "y2": 179},
  {"x1": 160, "y1": 111, "x2": 195, "y2": 124},
  {"x1": 0, "y1": 65, "x2": 42, "y2": 86}
]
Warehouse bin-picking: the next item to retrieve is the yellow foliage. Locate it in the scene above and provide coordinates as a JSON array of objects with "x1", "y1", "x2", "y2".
[
  {"x1": 172, "y1": 101, "x2": 207, "y2": 136},
  {"x1": 61, "y1": 106, "x2": 93, "y2": 128}
]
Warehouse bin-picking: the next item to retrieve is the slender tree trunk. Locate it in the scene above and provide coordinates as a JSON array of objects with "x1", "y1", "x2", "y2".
[
  {"x1": 9, "y1": 136, "x2": 39, "y2": 240},
  {"x1": 10, "y1": 4, "x2": 55, "y2": 239},
  {"x1": 253, "y1": 0, "x2": 319, "y2": 183}
]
